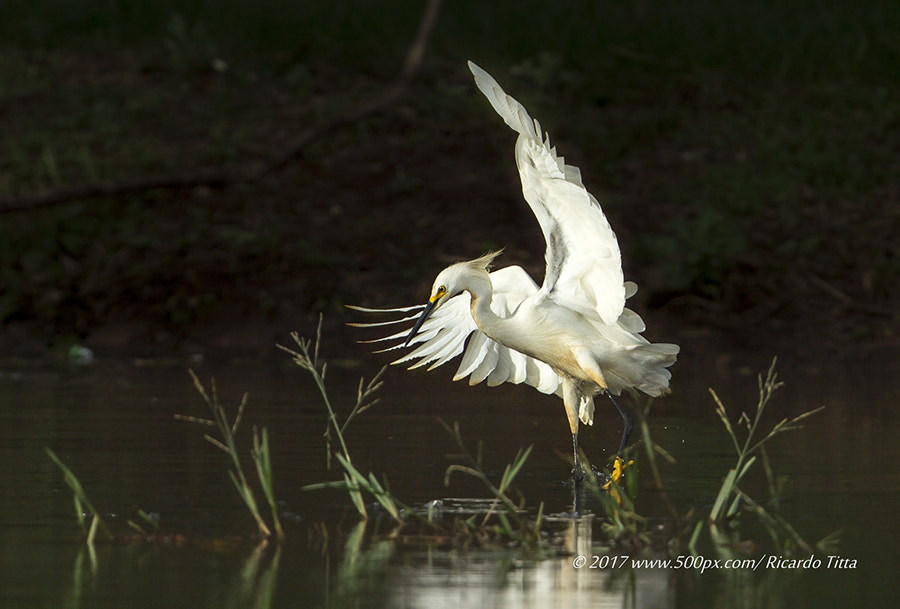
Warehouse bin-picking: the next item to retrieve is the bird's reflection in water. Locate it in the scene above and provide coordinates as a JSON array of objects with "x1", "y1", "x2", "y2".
[
  {"x1": 380, "y1": 505, "x2": 673, "y2": 609},
  {"x1": 333, "y1": 484, "x2": 674, "y2": 609}
]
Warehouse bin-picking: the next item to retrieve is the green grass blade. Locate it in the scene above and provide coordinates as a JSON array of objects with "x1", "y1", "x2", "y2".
[
  {"x1": 495, "y1": 511, "x2": 513, "y2": 535},
  {"x1": 711, "y1": 389, "x2": 741, "y2": 453},
  {"x1": 252, "y1": 427, "x2": 283, "y2": 541},
  {"x1": 499, "y1": 445, "x2": 532, "y2": 491},
  {"x1": 86, "y1": 513, "x2": 100, "y2": 546},
  {"x1": 137, "y1": 509, "x2": 159, "y2": 530},
  {"x1": 336, "y1": 453, "x2": 371, "y2": 490},
  {"x1": 301, "y1": 480, "x2": 350, "y2": 491},
  {"x1": 44, "y1": 447, "x2": 114, "y2": 541},
  {"x1": 367, "y1": 472, "x2": 400, "y2": 521},
  {"x1": 735, "y1": 455, "x2": 757, "y2": 484},
  {"x1": 710, "y1": 468, "x2": 736, "y2": 522},
  {"x1": 533, "y1": 501, "x2": 544, "y2": 538},
  {"x1": 688, "y1": 520, "x2": 704, "y2": 555},
  {"x1": 343, "y1": 473, "x2": 367, "y2": 519}
]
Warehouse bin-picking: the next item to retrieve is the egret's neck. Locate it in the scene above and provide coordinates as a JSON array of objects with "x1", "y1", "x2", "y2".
[{"x1": 465, "y1": 271, "x2": 511, "y2": 343}]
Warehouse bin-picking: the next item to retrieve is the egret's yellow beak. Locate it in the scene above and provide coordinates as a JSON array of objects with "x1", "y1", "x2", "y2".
[{"x1": 404, "y1": 292, "x2": 441, "y2": 346}]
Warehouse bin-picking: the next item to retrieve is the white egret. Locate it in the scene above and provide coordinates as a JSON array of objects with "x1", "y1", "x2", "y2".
[{"x1": 350, "y1": 61, "x2": 679, "y2": 483}]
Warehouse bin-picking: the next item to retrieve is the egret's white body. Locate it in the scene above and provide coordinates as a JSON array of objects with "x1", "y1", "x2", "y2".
[{"x1": 351, "y1": 62, "x2": 679, "y2": 474}]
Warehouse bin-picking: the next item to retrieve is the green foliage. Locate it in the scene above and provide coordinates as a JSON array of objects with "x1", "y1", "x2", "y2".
[
  {"x1": 707, "y1": 359, "x2": 823, "y2": 523},
  {"x1": 4, "y1": 0, "x2": 898, "y2": 83},
  {"x1": 162, "y1": 13, "x2": 221, "y2": 74},
  {"x1": 697, "y1": 358, "x2": 833, "y2": 555},
  {"x1": 44, "y1": 447, "x2": 114, "y2": 543},
  {"x1": 652, "y1": 207, "x2": 748, "y2": 294},
  {"x1": 42, "y1": 316, "x2": 836, "y2": 565},
  {"x1": 178, "y1": 371, "x2": 284, "y2": 542},
  {"x1": 600, "y1": 360, "x2": 839, "y2": 560},
  {"x1": 282, "y1": 318, "x2": 552, "y2": 548},
  {"x1": 441, "y1": 419, "x2": 541, "y2": 542},
  {"x1": 2, "y1": 0, "x2": 897, "y2": 340},
  {"x1": 279, "y1": 315, "x2": 397, "y2": 522}
]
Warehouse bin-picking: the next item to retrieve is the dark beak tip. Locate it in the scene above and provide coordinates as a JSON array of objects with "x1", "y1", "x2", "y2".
[{"x1": 404, "y1": 298, "x2": 438, "y2": 347}]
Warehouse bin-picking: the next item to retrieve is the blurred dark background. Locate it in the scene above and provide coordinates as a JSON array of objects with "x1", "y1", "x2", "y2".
[{"x1": 1, "y1": 0, "x2": 897, "y2": 360}]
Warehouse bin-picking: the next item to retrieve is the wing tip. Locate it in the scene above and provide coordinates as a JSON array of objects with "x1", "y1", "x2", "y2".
[{"x1": 467, "y1": 59, "x2": 485, "y2": 79}]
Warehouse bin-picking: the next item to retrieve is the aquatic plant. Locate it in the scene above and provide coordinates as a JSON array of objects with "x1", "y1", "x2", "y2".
[
  {"x1": 587, "y1": 397, "x2": 695, "y2": 552},
  {"x1": 282, "y1": 316, "x2": 835, "y2": 562},
  {"x1": 571, "y1": 358, "x2": 836, "y2": 559},
  {"x1": 279, "y1": 315, "x2": 400, "y2": 522},
  {"x1": 44, "y1": 447, "x2": 114, "y2": 545},
  {"x1": 282, "y1": 317, "x2": 548, "y2": 548},
  {"x1": 440, "y1": 418, "x2": 544, "y2": 545},
  {"x1": 690, "y1": 358, "x2": 830, "y2": 555},
  {"x1": 178, "y1": 372, "x2": 284, "y2": 542}
]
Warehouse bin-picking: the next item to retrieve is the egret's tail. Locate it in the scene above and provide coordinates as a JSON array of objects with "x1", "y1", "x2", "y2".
[{"x1": 605, "y1": 342, "x2": 680, "y2": 397}]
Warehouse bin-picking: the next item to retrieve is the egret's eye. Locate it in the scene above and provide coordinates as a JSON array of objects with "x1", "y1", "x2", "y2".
[{"x1": 437, "y1": 285, "x2": 447, "y2": 297}]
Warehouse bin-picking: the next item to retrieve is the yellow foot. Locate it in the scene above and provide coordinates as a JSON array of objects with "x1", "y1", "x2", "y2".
[{"x1": 601, "y1": 456, "x2": 633, "y2": 490}]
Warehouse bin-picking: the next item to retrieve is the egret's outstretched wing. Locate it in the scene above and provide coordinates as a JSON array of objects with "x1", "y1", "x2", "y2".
[
  {"x1": 348, "y1": 266, "x2": 560, "y2": 395},
  {"x1": 469, "y1": 61, "x2": 626, "y2": 325}
]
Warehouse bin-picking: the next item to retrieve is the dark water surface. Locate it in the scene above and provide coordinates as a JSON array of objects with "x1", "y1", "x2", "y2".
[{"x1": 1, "y1": 346, "x2": 897, "y2": 608}]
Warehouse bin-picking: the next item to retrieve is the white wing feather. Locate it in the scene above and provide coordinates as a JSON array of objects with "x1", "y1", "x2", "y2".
[
  {"x1": 469, "y1": 61, "x2": 626, "y2": 325},
  {"x1": 350, "y1": 63, "x2": 677, "y2": 411},
  {"x1": 348, "y1": 266, "x2": 560, "y2": 396}
]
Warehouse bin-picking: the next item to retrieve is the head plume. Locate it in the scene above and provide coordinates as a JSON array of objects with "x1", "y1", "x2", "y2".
[{"x1": 467, "y1": 249, "x2": 503, "y2": 272}]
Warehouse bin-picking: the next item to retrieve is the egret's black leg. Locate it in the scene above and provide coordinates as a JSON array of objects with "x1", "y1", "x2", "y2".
[
  {"x1": 571, "y1": 478, "x2": 590, "y2": 515},
  {"x1": 607, "y1": 392, "x2": 633, "y2": 456},
  {"x1": 571, "y1": 433, "x2": 584, "y2": 485},
  {"x1": 571, "y1": 483, "x2": 581, "y2": 514}
]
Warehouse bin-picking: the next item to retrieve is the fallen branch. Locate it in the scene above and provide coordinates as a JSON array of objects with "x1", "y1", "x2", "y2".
[
  {"x1": 0, "y1": 0, "x2": 444, "y2": 214},
  {"x1": 807, "y1": 272, "x2": 896, "y2": 317}
]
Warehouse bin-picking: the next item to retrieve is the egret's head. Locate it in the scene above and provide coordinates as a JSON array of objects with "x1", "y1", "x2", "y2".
[
  {"x1": 404, "y1": 251, "x2": 502, "y2": 346},
  {"x1": 427, "y1": 266, "x2": 464, "y2": 304}
]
